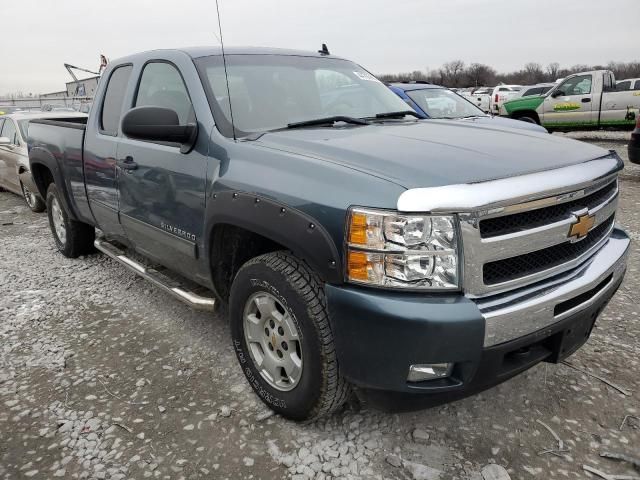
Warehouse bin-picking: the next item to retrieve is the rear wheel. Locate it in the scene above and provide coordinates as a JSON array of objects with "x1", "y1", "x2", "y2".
[
  {"x1": 46, "y1": 183, "x2": 95, "y2": 258},
  {"x1": 21, "y1": 181, "x2": 46, "y2": 213},
  {"x1": 230, "y1": 251, "x2": 350, "y2": 421}
]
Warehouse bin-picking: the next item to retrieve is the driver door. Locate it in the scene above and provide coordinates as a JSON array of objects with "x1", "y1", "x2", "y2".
[
  {"x1": 117, "y1": 60, "x2": 207, "y2": 279},
  {"x1": 542, "y1": 74, "x2": 594, "y2": 127}
]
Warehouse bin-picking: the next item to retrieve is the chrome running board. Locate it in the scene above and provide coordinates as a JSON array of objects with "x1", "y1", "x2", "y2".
[{"x1": 94, "y1": 238, "x2": 216, "y2": 312}]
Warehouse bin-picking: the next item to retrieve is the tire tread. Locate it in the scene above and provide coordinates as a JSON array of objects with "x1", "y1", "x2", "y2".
[{"x1": 241, "y1": 251, "x2": 350, "y2": 420}]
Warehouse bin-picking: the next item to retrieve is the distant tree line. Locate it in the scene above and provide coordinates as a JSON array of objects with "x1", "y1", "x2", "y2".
[{"x1": 378, "y1": 60, "x2": 640, "y2": 88}]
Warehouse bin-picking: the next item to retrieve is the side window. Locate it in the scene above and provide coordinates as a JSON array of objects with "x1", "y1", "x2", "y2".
[
  {"x1": 617, "y1": 81, "x2": 631, "y2": 91},
  {"x1": 1, "y1": 119, "x2": 18, "y2": 145},
  {"x1": 634, "y1": 80, "x2": 640, "y2": 91},
  {"x1": 100, "y1": 65, "x2": 133, "y2": 135},
  {"x1": 559, "y1": 75, "x2": 592, "y2": 95},
  {"x1": 135, "y1": 62, "x2": 192, "y2": 124}
]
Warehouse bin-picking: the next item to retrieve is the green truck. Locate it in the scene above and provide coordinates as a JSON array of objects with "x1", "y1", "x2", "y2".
[{"x1": 500, "y1": 70, "x2": 640, "y2": 129}]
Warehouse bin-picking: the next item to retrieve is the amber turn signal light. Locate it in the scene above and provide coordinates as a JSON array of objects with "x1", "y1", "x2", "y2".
[
  {"x1": 348, "y1": 212, "x2": 368, "y2": 245},
  {"x1": 347, "y1": 250, "x2": 370, "y2": 281}
]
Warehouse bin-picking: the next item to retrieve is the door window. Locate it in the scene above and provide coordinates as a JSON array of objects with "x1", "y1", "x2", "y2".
[
  {"x1": 617, "y1": 81, "x2": 631, "y2": 91},
  {"x1": 100, "y1": 65, "x2": 133, "y2": 135},
  {"x1": 0, "y1": 119, "x2": 18, "y2": 145},
  {"x1": 559, "y1": 75, "x2": 592, "y2": 95},
  {"x1": 135, "y1": 62, "x2": 193, "y2": 124},
  {"x1": 634, "y1": 80, "x2": 640, "y2": 91}
]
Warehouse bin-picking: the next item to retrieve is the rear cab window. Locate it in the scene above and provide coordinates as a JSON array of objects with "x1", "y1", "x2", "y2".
[{"x1": 100, "y1": 65, "x2": 133, "y2": 136}]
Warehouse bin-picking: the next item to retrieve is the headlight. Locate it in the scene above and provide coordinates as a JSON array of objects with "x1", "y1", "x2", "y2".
[{"x1": 346, "y1": 208, "x2": 459, "y2": 290}]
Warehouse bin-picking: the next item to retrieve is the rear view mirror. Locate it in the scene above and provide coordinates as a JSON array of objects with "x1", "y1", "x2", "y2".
[
  {"x1": 0, "y1": 136, "x2": 11, "y2": 146},
  {"x1": 550, "y1": 90, "x2": 564, "y2": 98},
  {"x1": 121, "y1": 106, "x2": 197, "y2": 153}
]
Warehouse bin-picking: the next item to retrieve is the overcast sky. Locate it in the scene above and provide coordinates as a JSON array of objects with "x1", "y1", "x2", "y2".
[{"x1": 1, "y1": 0, "x2": 637, "y2": 95}]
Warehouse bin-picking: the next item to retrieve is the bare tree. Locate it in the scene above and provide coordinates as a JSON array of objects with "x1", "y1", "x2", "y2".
[
  {"x1": 546, "y1": 62, "x2": 560, "y2": 82},
  {"x1": 440, "y1": 60, "x2": 465, "y2": 87},
  {"x1": 523, "y1": 62, "x2": 544, "y2": 84},
  {"x1": 465, "y1": 63, "x2": 497, "y2": 87}
]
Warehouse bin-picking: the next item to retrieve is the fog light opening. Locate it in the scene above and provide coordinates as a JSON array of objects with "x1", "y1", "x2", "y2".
[{"x1": 407, "y1": 363, "x2": 454, "y2": 382}]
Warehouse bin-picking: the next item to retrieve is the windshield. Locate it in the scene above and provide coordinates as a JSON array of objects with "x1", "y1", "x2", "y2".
[
  {"x1": 196, "y1": 55, "x2": 411, "y2": 137},
  {"x1": 406, "y1": 88, "x2": 485, "y2": 119}
]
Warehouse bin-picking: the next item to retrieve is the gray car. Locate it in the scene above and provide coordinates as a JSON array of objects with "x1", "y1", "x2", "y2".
[{"x1": 0, "y1": 111, "x2": 86, "y2": 211}]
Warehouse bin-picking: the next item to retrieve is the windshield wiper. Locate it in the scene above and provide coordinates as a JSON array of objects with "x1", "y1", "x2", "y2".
[
  {"x1": 372, "y1": 110, "x2": 422, "y2": 119},
  {"x1": 287, "y1": 116, "x2": 369, "y2": 129}
]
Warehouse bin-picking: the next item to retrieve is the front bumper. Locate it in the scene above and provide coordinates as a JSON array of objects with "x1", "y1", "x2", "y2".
[{"x1": 326, "y1": 227, "x2": 629, "y2": 406}]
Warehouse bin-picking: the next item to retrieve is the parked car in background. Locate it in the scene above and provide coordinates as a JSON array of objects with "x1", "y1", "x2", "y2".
[
  {"x1": 501, "y1": 70, "x2": 640, "y2": 129},
  {"x1": 514, "y1": 83, "x2": 555, "y2": 98},
  {"x1": 0, "y1": 111, "x2": 87, "y2": 211},
  {"x1": 389, "y1": 82, "x2": 546, "y2": 132},
  {"x1": 468, "y1": 87, "x2": 493, "y2": 113},
  {"x1": 616, "y1": 78, "x2": 640, "y2": 92},
  {"x1": 490, "y1": 85, "x2": 522, "y2": 114},
  {"x1": 28, "y1": 46, "x2": 629, "y2": 421},
  {"x1": 0, "y1": 106, "x2": 25, "y2": 115},
  {"x1": 630, "y1": 115, "x2": 640, "y2": 164}
]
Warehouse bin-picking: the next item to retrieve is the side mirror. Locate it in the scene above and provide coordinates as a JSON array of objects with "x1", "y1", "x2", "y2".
[
  {"x1": 550, "y1": 90, "x2": 564, "y2": 98},
  {"x1": 121, "y1": 106, "x2": 197, "y2": 153},
  {"x1": 0, "y1": 136, "x2": 10, "y2": 146}
]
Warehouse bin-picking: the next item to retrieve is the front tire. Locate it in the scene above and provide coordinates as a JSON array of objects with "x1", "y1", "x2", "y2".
[
  {"x1": 46, "y1": 183, "x2": 95, "y2": 258},
  {"x1": 21, "y1": 181, "x2": 46, "y2": 213},
  {"x1": 517, "y1": 116, "x2": 538, "y2": 124},
  {"x1": 230, "y1": 251, "x2": 350, "y2": 421}
]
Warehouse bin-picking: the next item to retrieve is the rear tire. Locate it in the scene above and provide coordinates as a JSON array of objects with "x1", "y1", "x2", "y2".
[
  {"x1": 230, "y1": 251, "x2": 350, "y2": 421},
  {"x1": 46, "y1": 183, "x2": 95, "y2": 258},
  {"x1": 21, "y1": 181, "x2": 46, "y2": 213}
]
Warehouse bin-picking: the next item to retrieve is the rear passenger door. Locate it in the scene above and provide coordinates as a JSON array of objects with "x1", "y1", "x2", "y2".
[
  {"x1": 84, "y1": 64, "x2": 133, "y2": 240},
  {"x1": 117, "y1": 60, "x2": 207, "y2": 277}
]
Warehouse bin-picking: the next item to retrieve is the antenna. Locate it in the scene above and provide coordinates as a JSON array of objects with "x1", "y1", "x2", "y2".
[
  {"x1": 318, "y1": 43, "x2": 330, "y2": 55},
  {"x1": 215, "y1": 0, "x2": 236, "y2": 140}
]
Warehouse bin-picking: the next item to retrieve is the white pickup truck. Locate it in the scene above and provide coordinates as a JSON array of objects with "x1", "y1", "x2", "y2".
[{"x1": 500, "y1": 70, "x2": 640, "y2": 129}]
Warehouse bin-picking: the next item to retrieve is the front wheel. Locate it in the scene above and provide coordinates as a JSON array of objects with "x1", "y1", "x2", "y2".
[
  {"x1": 21, "y1": 181, "x2": 46, "y2": 213},
  {"x1": 230, "y1": 251, "x2": 350, "y2": 421},
  {"x1": 46, "y1": 183, "x2": 95, "y2": 258},
  {"x1": 517, "y1": 116, "x2": 538, "y2": 124}
]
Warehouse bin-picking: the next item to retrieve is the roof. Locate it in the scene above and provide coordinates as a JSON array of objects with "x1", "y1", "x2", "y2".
[
  {"x1": 390, "y1": 82, "x2": 444, "y2": 91},
  {"x1": 114, "y1": 46, "x2": 349, "y2": 62}
]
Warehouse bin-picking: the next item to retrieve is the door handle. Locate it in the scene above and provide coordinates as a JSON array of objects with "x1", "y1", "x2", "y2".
[
  {"x1": 582, "y1": 98, "x2": 591, "y2": 103},
  {"x1": 117, "y1": 156, "x2": 138, "y2": 171}
]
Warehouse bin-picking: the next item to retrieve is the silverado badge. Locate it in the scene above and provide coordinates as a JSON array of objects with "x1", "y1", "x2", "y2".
[{"x1": 569, "y1": 213, "x2": 595, "y2": 240}]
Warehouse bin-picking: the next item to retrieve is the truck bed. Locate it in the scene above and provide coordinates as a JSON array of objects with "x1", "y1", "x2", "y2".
[{"x1": 28, "y1": 116, "x2": 92, "y2": 224}]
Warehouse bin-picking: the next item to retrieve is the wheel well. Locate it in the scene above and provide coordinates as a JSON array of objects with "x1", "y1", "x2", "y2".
[
  {"x1": 30, "y1": 164, "x2": 54, "y2": 198},
  {"x1": 210, "y1": 224, "x2": 286, "y2": 302},
  {"x1": 511, "y1": 110, "x2": 540, "y2": 124}
]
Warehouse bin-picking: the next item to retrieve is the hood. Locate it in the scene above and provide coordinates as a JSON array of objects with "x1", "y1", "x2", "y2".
[
  {"x1": 253, "y1": 120, "x2": 609, "y2": 189},
  {"x1": 502, "y1": 95, "x2": 545, "y2": 115},
  {"x1": 459, "y1": 115, "x2": 547, "y2": 133}
]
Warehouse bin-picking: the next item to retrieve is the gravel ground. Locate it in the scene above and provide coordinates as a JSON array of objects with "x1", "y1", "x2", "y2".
[{"x1": 1, "y1": 141, "x2": 638, "y2": 480}]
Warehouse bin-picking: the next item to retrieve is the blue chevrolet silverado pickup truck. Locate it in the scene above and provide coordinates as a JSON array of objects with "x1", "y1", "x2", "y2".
[{"x1": 28, "y1": 47, "x2": 630, "y2": 421}]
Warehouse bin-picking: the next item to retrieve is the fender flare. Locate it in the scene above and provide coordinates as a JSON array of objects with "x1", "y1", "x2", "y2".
[
  {"x1": 205, "y1": 190, "x2": 343, "y2": 284},
  {"x1": 29, "y1": 146, "x2": 80, "y2": 220}
]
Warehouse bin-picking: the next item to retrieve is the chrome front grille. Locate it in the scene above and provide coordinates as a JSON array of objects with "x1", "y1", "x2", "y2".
[{"x1": 460, "y1": 177, "x2": 619, "y2": 297}]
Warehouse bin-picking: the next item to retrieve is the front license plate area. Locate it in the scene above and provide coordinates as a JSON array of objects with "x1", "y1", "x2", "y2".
[{"x1": 547, "y1": 310, "x2": 598, "y2": 363}]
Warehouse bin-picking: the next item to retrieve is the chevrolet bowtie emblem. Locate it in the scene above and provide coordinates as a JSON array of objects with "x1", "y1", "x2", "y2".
[{"x1": 569, "y1": 213, "x2": 595, "y2": 240}]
